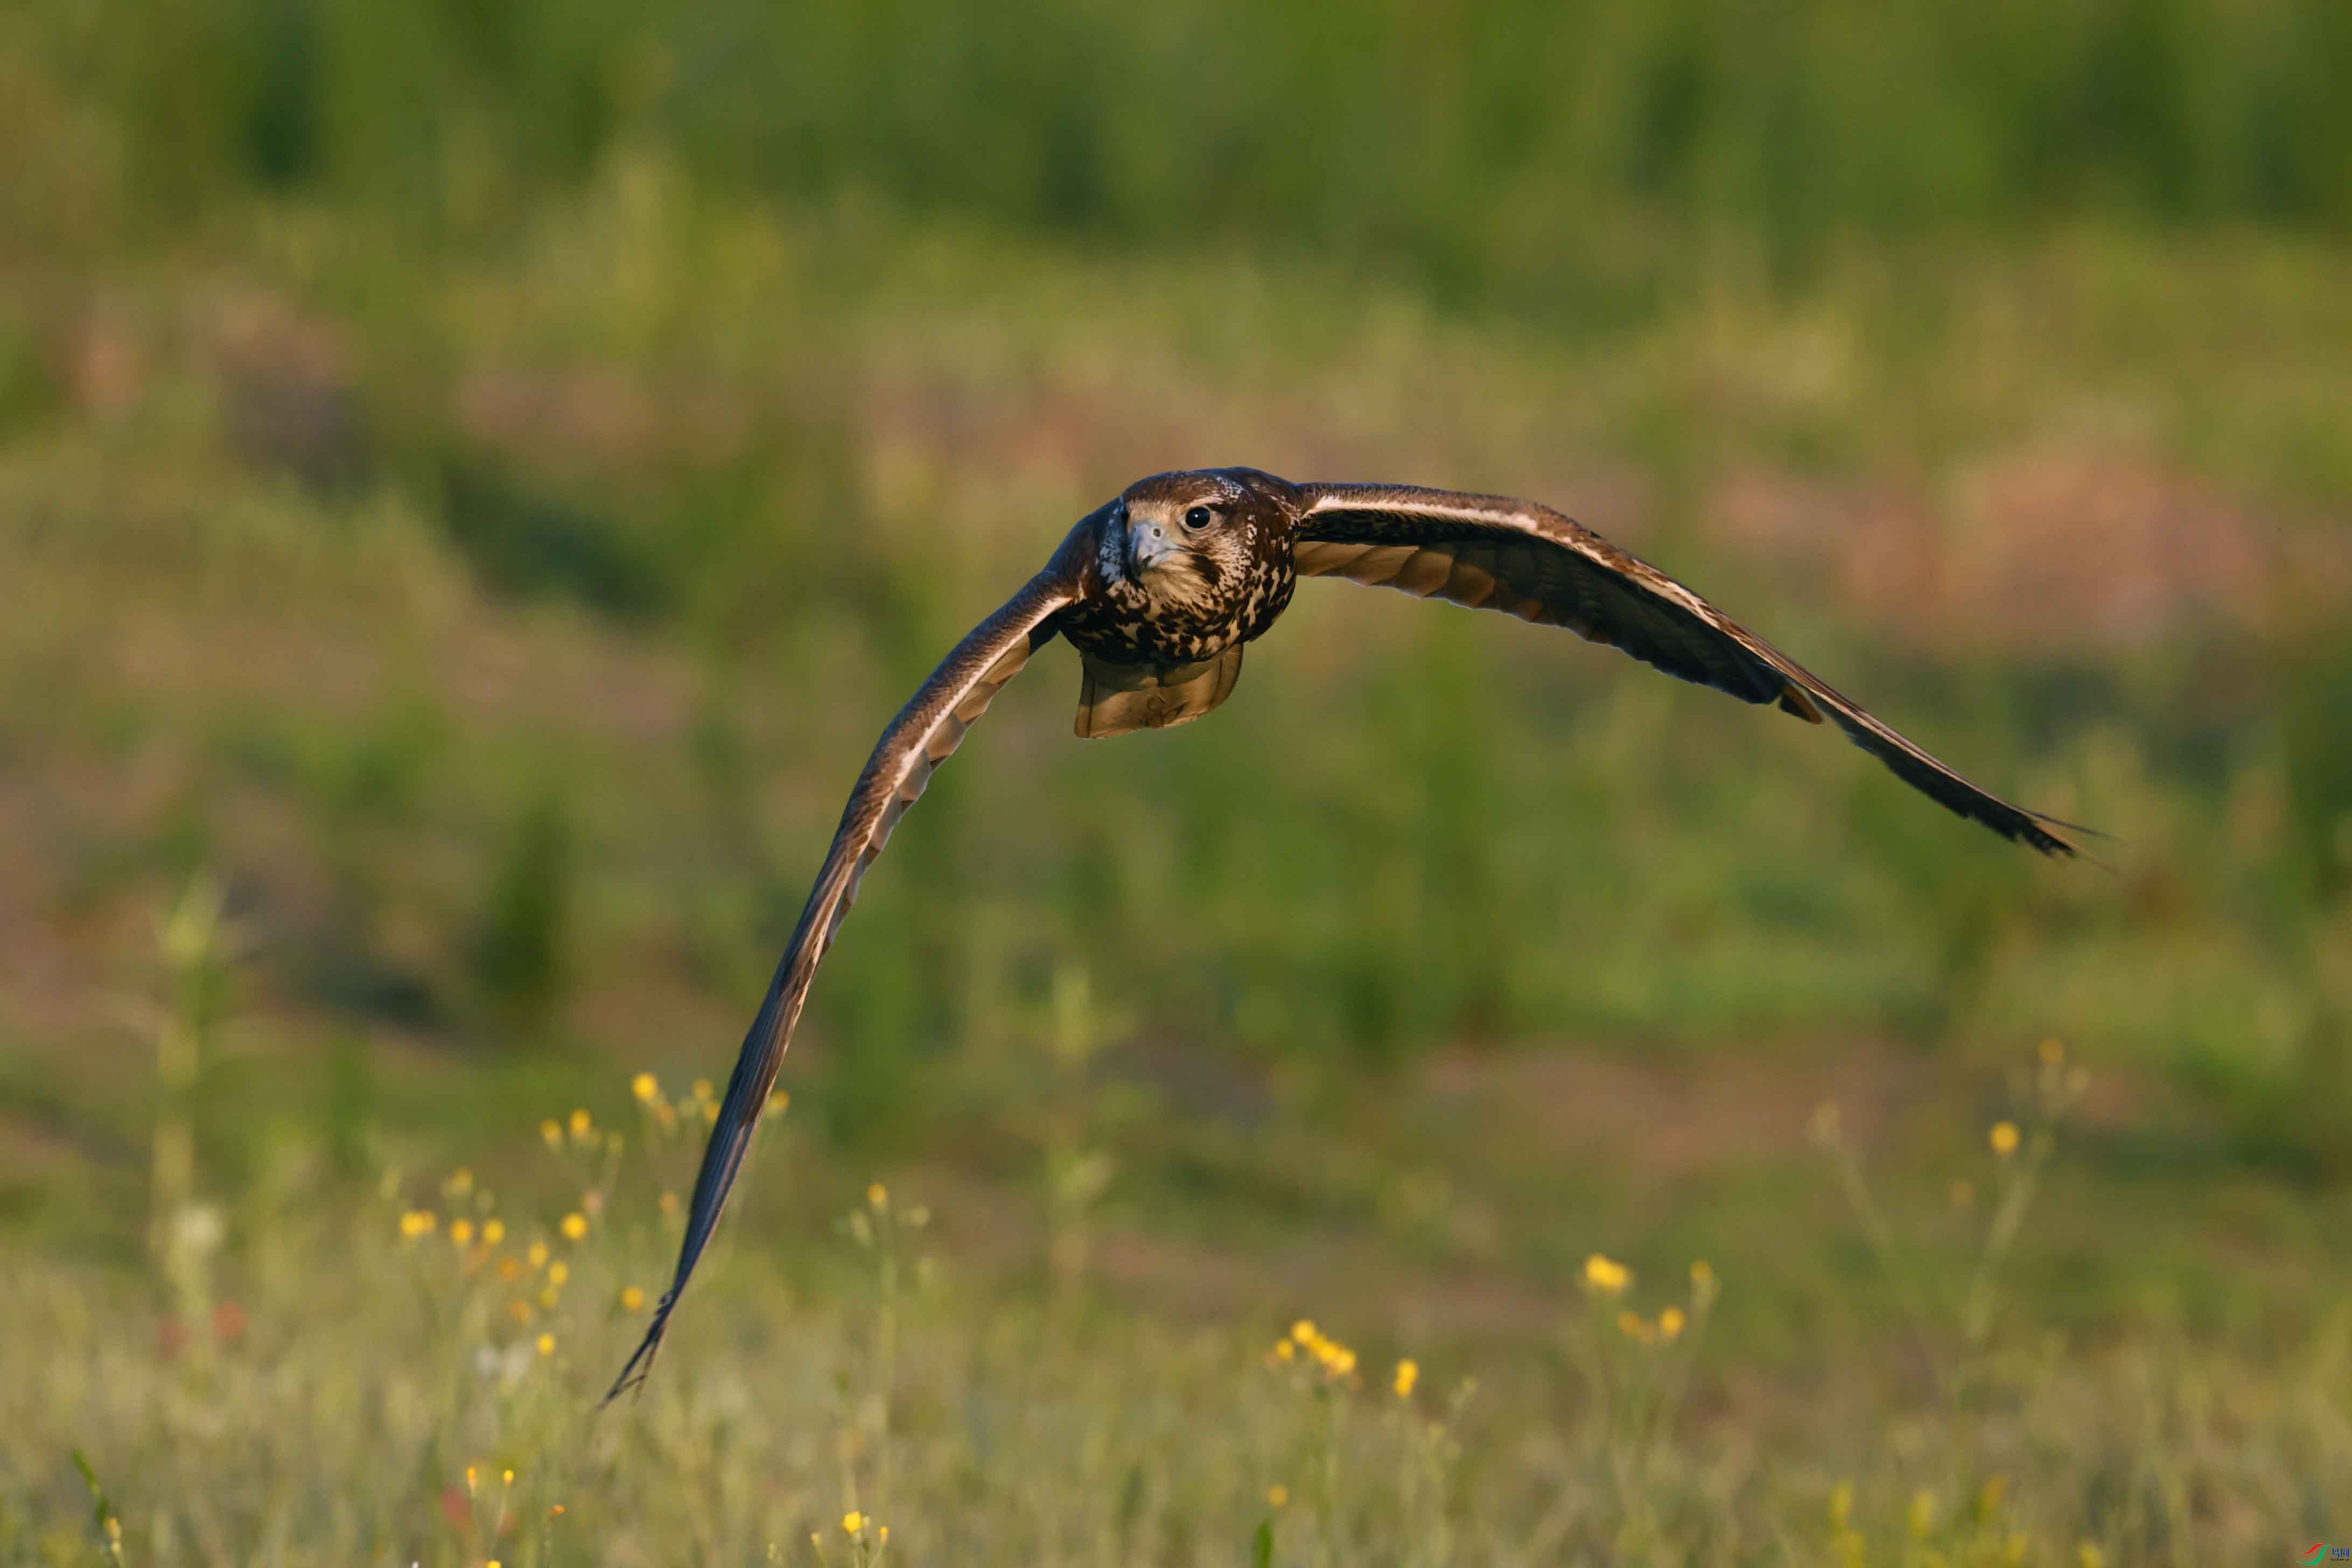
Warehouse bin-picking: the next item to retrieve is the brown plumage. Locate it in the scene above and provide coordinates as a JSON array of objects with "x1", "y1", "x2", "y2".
[{"x1": 605, "y1": 466, "x2": 2079, "y2": 1399}]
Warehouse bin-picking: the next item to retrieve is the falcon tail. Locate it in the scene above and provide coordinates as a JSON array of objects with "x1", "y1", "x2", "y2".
[{"x1": 1074, "y1": 647, "x2": 1245, "y2": 737}]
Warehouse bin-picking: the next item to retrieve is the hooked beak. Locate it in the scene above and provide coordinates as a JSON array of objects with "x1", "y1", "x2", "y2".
[{"x1": 1125, "y1": 516, "x2": 1182, "y2": 577}]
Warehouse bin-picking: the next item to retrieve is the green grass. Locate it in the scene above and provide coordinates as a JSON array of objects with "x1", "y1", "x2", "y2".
[
  {"x1": 7, "y1": 182, "x2": 2349, "y2": 1127},
  {"x1": 7, "y1": 977, "x2": 2349, "y2": 1564},
  {"x1": 23, "y1": 0, "x2": 2352, "y2": 304}
]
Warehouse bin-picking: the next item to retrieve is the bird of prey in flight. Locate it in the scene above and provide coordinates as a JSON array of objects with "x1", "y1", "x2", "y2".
[{"x1": 606, "y1": 466, "x2": 2077, "y2": 1398}]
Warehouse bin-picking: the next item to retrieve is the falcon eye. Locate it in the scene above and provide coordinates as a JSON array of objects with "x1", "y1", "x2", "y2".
[{"x1": 1182, "y1": 506, "x2": 1214, "y2": 530}]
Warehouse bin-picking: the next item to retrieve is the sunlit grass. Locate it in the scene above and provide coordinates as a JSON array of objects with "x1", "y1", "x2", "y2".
[
  {"x1": 4, "y1": 919, "x2": 2347, "y2": 1563},
  {"x1": 12, "y1": 1060, "x2": 2344, "y2": 1563}
]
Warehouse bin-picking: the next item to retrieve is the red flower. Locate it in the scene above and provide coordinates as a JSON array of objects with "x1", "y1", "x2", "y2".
[{"x1": 212, "y1": 1300, "x2": 248, "y2": 1343}]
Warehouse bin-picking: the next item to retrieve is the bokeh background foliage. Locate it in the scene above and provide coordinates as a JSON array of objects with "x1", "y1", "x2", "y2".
[
  {"x1": 40, "y1": 0, "x2": 2352, "y2": 278},
  {"x1": 4, "y1": 0, "x2": 2352, "y2": 1560}
]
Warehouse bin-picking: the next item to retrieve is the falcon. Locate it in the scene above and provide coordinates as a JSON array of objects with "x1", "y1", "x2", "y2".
[{"x1": 606, "y1": 466, "x2": 2077, "y2": 1397}]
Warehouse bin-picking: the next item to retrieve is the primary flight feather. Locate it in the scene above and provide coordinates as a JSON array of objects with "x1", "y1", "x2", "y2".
[{"x1": 606, "y1": 466, "x2": 2076, "y2": 1399}]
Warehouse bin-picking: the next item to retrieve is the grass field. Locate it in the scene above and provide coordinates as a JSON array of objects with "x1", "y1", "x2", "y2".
[
  {"x1": 5, "y1": 8, "x2": 2352, "y2": 1559},
  {"x1": 8, "y1": 951, "x2": 2351, "y2": 1562}
]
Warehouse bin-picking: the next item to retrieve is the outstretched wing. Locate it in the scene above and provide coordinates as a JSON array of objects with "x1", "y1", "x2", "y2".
[
  {"x1": 606, "y1": 562, "x2": 1082, "y2": 1400},
  {"x1": 1293, "y1": 482, "x2": 2076, "y2": 856}
]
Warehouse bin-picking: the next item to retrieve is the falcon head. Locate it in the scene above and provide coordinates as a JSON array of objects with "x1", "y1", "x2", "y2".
[{"x1": 1105, "y1": 468, "x2": 1295, "y2": 611}]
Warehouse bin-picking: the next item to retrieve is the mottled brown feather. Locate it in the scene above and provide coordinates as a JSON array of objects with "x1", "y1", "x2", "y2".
[
  {"x1": 605, "y1": 543, "x2": 1087, "y2": 1401},
  {"x1": 1296, "y1": 483, "x2": 2077, "y2": 856}
]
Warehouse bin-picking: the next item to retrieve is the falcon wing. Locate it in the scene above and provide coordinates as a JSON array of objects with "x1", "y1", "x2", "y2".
[
  {"x1": 1294, "y1": 482, "x2": 2077, "y2": 856},
  {"x1": 607, "y1": 557, "x2": 1083, "y2": 1400}
]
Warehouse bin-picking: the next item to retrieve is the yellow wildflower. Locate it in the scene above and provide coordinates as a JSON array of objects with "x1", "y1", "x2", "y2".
[
  {"x1": 1273, "y1": 1339, "x2": 1294, "y2": 1361},
  {"x1": 466, "y1": 1465, "x2": 478, "y2": 1494},
  {"x1": 561, "y1": 1212, "x2": 589, "y2": 1241},
  {"x1": 446, "y1": 1167, "x2": 473, "y2": 1196},
  {"x1": 1291, "y1": 1319, "x2": 1317, "y2": 1345},
  {"x1": 867, "y1": 1182, "x2": 888, "y2": 1210},
  {"x1": 536, "y1": 1332, "x2": 555, "y2": 1357},
  {"x1": 568, "y1": 1109, "x2": 591, "y2": 1139},
  {"x1": 1584, "y1": 1253, "x2": 1631, "y2": 1294},
  {"x1": 702, "y1": 1100, "x2": 719, "y2": 1124},
  {"x1": 621, "y1": 1285, "x2": 645, "y2": 1312},
  {"x1": 508, "y1": 1299, "x2": 533, "y2": 1324},
  {"x1": 482, "y1": 1219, "x2": 505, "y2": 1246},
  {"x1": 398, "y1": 1209, "x2": 436, "y2": 1239},
  {"x1": 1618, "y1": 1310, "x2": 1653, "y2": 1342},
  {"x1": 1267, "y1": 1485, "x2": 1289, "y2": 1508},
  {"x1": 1659, "y1": 1306, "x2": 1686, "y2": 1341},
  {"x1": 1393, "y1": 1359, "x2": 1419, "y2": 1398},
  {"x1": 1331, "y1": 1347, "x2": 1356, "y2": 1376},
  {"x1": 2039, "y1": 1037, "x2": 2065, "y2": 1065},
  {"x1": 766, "y1": 1091, "x2": 789, "y2": 1115},
  {"x1": 632, "y1": 1072, "x2": 659, "y2": 1102},
  {"x1": 1990, "y1": 1121, "x2": 2021, "y2": 1157},
  {"x1": 527, "y1": 1241, "x2": 549, "y2": 1269},
  {"x1": 693, "y1": 1078, "x2": 714, "y2": 1101},
  {"x1": 842, "y1": 1511, "x2": 864, "y2": 1535},
  {"x1": 449, "y1": 1218, "x2": 475, "y2": 1248},
  {"x1": 879, "y1": 1526, "x2": 888, "y2": 1545},
  {"x1": 547, "y1": 1261, "x2": 569, "y2": 1286},
  {"x1": 539, "y1": 1119, "x2": 562, "y2": 1150}
]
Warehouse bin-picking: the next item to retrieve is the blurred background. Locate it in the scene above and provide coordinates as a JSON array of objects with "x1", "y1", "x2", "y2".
[{"x1": 4, "y1": 0, "x2": 2351, "y2": 1559}]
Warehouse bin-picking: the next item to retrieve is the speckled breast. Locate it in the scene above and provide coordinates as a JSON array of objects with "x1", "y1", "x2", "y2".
[{"x1": 1059, "y1": 557, "x2": 1295, "y2": 668}]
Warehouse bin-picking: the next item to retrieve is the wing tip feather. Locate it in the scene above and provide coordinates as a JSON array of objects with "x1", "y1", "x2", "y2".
[
  {"x1": 600, "y1": 1290, "x2": 677, "y2": 1408},
  {"x1": 2015, "y1": 808, "x2": 2115, "y2": 864}
]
